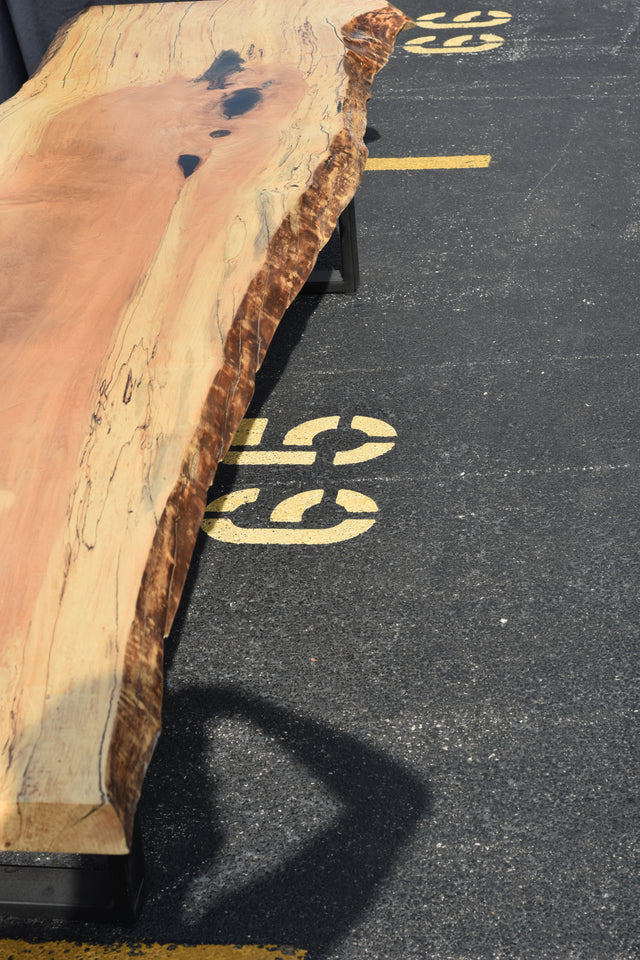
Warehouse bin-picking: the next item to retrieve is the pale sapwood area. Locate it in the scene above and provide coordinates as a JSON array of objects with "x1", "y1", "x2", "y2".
[{"x1": 0, "y1": 0, "x2": 410, "y2": 854}]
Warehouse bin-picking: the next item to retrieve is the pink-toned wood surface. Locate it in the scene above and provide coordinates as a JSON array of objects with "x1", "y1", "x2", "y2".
[{"x1": 0, "y1": 0, "x2": 410, "y2": 854}]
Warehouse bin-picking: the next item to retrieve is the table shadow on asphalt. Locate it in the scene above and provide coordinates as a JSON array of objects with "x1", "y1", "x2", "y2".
[
  {"x1": 0, "y1": 561, "x2": 428, "y2": 960},
  {"x1": 135, "y1": 684, "x2": 429, "y2": 955}
]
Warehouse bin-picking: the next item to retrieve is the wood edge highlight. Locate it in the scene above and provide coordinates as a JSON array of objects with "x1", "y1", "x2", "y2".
[{"x1": 0, "y1": 801, "x2": 129, "y2": 855}]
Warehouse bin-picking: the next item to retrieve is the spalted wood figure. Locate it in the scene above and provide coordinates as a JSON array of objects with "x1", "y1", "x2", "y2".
[{"x1": 0, "y1": 1, "x2": 410, "y2": 854}]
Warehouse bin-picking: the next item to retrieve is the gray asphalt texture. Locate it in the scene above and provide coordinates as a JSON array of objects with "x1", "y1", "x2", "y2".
[{"x1": 1, "y1": 0, "x2": 639, "y2": 957}]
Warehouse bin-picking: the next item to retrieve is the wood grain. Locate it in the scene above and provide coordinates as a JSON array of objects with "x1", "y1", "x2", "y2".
[{"x1": 0, "y1": 0, "x2": 410, "y2": 853}]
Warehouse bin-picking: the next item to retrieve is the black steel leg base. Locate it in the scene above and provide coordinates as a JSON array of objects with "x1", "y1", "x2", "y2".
[
  {"x1": 302, "y1": 199, "x2": 360, "y2": 295},
  {"x1": 0, "y1": 819, "x2": 145, "y2": 924}
]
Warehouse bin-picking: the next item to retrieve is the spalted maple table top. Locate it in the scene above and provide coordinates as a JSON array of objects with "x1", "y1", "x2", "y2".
[{"x1": 0, "y1": 0, "x2": 409, "y2": 854}]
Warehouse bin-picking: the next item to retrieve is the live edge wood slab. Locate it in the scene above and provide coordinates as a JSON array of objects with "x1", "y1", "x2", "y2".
[{"x1": 0, "y1": 2, "x2": 410, "y2": 854}]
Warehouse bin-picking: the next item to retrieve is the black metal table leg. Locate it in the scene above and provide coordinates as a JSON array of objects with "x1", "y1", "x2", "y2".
[{"x1": 302, "y1": 198, "x2": 360, "y2": 294}]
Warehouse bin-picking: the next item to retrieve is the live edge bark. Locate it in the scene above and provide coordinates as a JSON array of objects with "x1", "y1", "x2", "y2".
[{"x1": 0, "y1": 0, "x2": 410, "y2": 854}]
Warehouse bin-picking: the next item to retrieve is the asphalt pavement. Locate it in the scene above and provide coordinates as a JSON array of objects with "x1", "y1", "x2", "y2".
[{"x1": 1, "y1": 0, "x2": 639, "y2": 957}]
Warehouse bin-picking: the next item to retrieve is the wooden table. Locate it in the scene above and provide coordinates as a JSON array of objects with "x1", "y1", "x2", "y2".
[{"x1": 0, "y1": 0, "x2": 410, "y2": 857}]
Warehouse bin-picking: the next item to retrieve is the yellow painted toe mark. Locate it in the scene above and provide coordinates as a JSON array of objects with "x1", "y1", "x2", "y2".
[
  {"x1": 366, "y1": 155, "x2": 491, "y2": 170},
  {"x1": 0, "y1": 942, "x2": 307, "y2": 960},
  {"x1": 0, "y1": 490, "x2": 16, "y2": 511}
]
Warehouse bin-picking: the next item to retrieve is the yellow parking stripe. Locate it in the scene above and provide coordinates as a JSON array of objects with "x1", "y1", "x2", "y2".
[
  {"x1": 0, "y1": 941, "x2": 307, "y2": 960},
  {"x1": 223, "y1": 450, "x2": 317, "y2": 466},
  {"x1": 365, "y1": 154, "x2": 491, "y2": 170}
]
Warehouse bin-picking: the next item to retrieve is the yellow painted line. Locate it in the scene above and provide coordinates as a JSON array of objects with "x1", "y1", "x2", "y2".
[
  {"x1": 336, "y1": 489, "x2": 378, "y2": 513},
  {"x1": 205, "y1": 488, "x2": 261, "y2": 513},
  {"x1": 223, "y1": 450, "x2": 316, "y2": 466},
  {"x1": 202, "y1": 516, "x2": 376, "y2": 545},
  {"x1": 365, "y1": 154, "x2": 491, "y2": 170},
  {"x1": 333, "y1": 440, "x2": 395, "y2": 466},
  {"x1": 283, "y1": 415, "x2": 340, "y2": 446},
  {"x1": 0, "y1": 941, "x2": 307, "y2": 960},
  {"x1": 351, "y1": 415, "x2": 397, "y2": 438},
  {"x1": 230, "y1": 417, "x2": 269, "y2": 447},
  {"x1": 270, "y1": 488, "x2": 324, "y2": 522},
  {"x1": 416, "y1": 11, "x2": 512, "y2": 28},
  {"x1": 403, "y1": 34, "x2": 504, "y2": 54}
]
